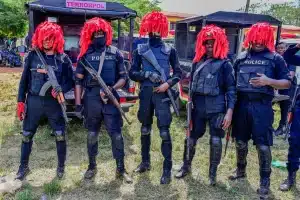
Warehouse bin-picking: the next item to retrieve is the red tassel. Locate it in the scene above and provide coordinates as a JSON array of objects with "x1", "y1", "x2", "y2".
[
  {"x1": 193, "y1": 25, "x2": 229, "y2": 63},
  {"x1": 32, "y1": 21, "x2": 65, "y2": 54},
  {"x1": 139, "y1": 11, "x2": 169, "y2": 38},
  {"x1": 78, "y1": 17, "x2": 113, "y2": 58},
  {"x1": 243, "y1": 22, "x2": 275, "y2": 52}
]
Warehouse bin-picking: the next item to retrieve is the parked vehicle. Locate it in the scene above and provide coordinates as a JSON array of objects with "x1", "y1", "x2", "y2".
[{"x1": 0, "y1": 49, "x2": 22, "y2": 67}]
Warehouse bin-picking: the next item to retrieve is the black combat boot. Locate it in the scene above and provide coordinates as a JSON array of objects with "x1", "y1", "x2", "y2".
[
  {"x1": 160, "y1": 170, "x2": 171, "y2": 185},
  {"x1": 175, "y1": 138, "x2": 196, "y2": 179},
  {"x1": 229, "y1": 141, "x2": 248, "y2": 180},
  {"x1": 280, "y1": 171, "x2": 297, "y2": 191},
  {"x1": 56, "y1": 166, "x2": 65, "y2": 179},
  {"x1": 257, "y1": 177, "x2": 270, "y2": 199},
  {"x1": 274, "y1": 124, "x2": 287, "y2": 136},
  {"x1": 16, "y1": 165, "x2": 30, "y2": 181},
  {"x1": 84, "y1": 157, "x2": 97, "y2": 179},
  {"x1": 56, "y1": 141, "x2": 66, "y2": 179},
  {"x1": 116, "y1": 159, "x2": 133, "y2": 184},
  {"x1": 209, "y1": 136, "x2": 222, "y2": 186},
  {"x1": 16, "y1": 141, "x2": 33, "y2": 180},
  {"x1": 134, "y1": 162, "x2": 151, "y2": 173},
  {"x1": 134, "y1": 130, "x2": 151, "y2": 173},
  {"x1": 256, "y1": 145, "x2": 272, "y2": 199}
]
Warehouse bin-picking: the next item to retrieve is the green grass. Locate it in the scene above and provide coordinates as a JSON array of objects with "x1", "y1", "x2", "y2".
[
  {"x1": 43, "y1": 179, "x2": 62, "y2": 196},
  {"x1": 0, "y1": 72, "x2": 299, "y2": 200},
  {"x1": 15, "y1": 185, "x2": 33, "y2": 200}
]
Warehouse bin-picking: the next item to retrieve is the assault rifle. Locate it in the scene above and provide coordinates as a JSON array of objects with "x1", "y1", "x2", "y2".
[
  {"x1": 142, "y1": 49, "x2": 180, "y2": 116},
  {"x1": 79, "y1": 59, "x2": 131, "y2": 125},
  {"x1": 284, "y1": 84, "x2": 299, "y2": 140},
  {"x1": 34, "y1": 48, "x2": 69, "y2": 123}
]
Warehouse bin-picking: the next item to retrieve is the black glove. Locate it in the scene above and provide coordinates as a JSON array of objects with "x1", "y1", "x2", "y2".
[{"x1": 145, "y1": 71, "x2": 162, "y2": 83}]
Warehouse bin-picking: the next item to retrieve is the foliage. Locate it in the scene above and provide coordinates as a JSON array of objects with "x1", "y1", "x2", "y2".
[
  {"x1": 43, "y1": 180, "x2": 62, "y2": 196},
  {"x1": 0, "y1": 0, "x2": 29, "y2": 38},
  {"x1": 238, "y1": 0, "x2": 300, "y2": 26},
  {"x1": 110, "y1": 0, "x2": 161, "y2": 35},
  {"x1": 15, "y1": 185, "x2": 33, "y2": 200}
]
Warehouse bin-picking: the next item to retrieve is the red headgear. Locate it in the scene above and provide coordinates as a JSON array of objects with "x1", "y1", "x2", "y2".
[
  {"x1": 243, "y1": 22, "x2": 275, "y2": 52},
  {"x1": 32, "y1": 21, "x2": 64, "y2": 53},
  {"x1": 78, "y1": 17, "x2": 113, "y2": 58},
  {"x1": 193, "y1": 25, "x2": 229, "y2": 63},
  {"x1": 139, "y1": 11, "x2": 169, "y2": 38}
]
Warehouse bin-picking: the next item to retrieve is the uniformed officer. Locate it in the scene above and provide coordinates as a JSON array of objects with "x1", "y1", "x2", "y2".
[
  {"x1": 274, "y1": 42, "x2": 296, "y2": 136},
  {"x1": 228, "y1": 23, "x2": 291, "y2": 198},
  {"x1": 129, "y1": 11, "x2": 182, "y2": 184},
  {"x1": 279, "y1": 44, "x2": 300, "y2": 191},
  {"x1": 175, "y1": 25, "x2": 236, "y2": 186},
  {"x1": 75, "y1": 17, "x2": 132, "y2": 183},
  {"x1": 16, "y1": 21, "x2": 74, "y2": 180}
]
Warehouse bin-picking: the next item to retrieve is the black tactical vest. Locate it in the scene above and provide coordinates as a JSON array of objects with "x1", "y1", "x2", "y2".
[
  {"x1": 191, "y1": 59, "x2": 225, "y2": 96},
  {"x1": 236, "y1": 51, "x2": 276, "y2": 96},
  {"x1": 84, "y1": 46, "x2": 118, "y2": 87}
]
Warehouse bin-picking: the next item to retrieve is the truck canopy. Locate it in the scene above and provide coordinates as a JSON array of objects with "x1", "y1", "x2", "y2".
[
  {"x1": 177, "y1": 11, "x2": 281, "y2": 27},
  {"x1": 176, "y1": 11, "x2": 282, "y2": 61},
  {"x1": 26, "y1": 0, "x2": 137, "y2": 19},
  {"x1": 25, "y1": 0, "x2": 136, "y2": 53}
]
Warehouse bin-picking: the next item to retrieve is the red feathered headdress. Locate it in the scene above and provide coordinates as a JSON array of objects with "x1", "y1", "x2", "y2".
[
  {"x1": 193, "y1": 25, "x2": 229, "y2": 63},
  {"x1": 243, "y1": 22, "x2": 275, "y2": 52},
  {"x1": 32, "y1": 21, "x2": 64, "y2": 53},
  {"x1": 78, "y1": 17, "x2": 113, "y2": 58},
  {"x1": 139, "y1": 11, "x2": 169, "y2": 38}
]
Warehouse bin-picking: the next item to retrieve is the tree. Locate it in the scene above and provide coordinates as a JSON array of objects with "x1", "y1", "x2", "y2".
[
  {"x1": 0, "y1": 0, "x2": 28, "y2": 38},
  {"x1": 263, "y1": 2, "x2": 300, "y2": 26},
  {"x1": 110, "y1": 0, "x2": 161, "y2": 35},
  {"x1": 237, "y1": 0, "x2": 300, "y2": 26}
]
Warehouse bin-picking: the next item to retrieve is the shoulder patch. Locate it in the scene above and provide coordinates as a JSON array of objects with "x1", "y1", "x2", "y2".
[
  {"x1": 107, "y1": 45, "x2": 118, "y2": 54},
  {"x1": 137, "y1": 44, "x2": 149, "y2": 55}
]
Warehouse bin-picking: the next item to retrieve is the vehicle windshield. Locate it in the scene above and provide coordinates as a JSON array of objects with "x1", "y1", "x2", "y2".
[{"x1": 64, "y1": 36, "x2": 79, "y2": 51}]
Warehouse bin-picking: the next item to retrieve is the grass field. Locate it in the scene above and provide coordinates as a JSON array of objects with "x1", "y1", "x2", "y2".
[{"x1": 0, "y1": 72, "x2": 299, "y2": 200}]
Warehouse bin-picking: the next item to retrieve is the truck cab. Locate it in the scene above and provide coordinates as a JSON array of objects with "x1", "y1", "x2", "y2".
[{"x1": 25, "y1": 0, "x2": 139, "y2": 116}]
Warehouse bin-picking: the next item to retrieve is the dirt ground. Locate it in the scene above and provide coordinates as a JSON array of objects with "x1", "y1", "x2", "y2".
[{"x1": 0, "y1": 67, "x2": 23, "y2": 74}]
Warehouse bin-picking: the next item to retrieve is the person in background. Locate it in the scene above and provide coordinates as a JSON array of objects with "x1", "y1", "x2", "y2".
[
  {"x1": 279, "y1": 44, "x2": 300, "y2": 191},
  {"x1": 274, "y1": 42, "x2": 296, "y2": 136}
]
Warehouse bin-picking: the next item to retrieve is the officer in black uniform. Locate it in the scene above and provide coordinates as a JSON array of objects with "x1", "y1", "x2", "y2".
[
  {"x1": 274, "y1": 42, "x2": 296, "y2": 136},
  {"x1": 16, "y1": 21, "x2": 74, "y2": 180},
  {"x1": 75, "y1": 17, "x2": 132, "y2": 183},
  {"x1": 279, "y1": 44, "x2": 300, "y2": 191},
  {"x1": 229, "y1": 23, "x2": 291, "y2": 198},
  {"x1": 175, "y1": 25, "x2": 236, "y2": 186},
  {"x1": 129, "y1": 11, "x2": 182, "y2": 184}
]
